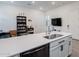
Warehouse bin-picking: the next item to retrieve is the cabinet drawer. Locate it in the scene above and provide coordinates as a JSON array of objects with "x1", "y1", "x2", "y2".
[{"x1": 50, "y1": 37, "x2": 66, "y2": 48}]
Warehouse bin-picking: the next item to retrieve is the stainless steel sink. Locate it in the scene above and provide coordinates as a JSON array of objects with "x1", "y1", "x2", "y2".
[{"x1": 44, "y1": 34, "x2": 63, "y2": 39}]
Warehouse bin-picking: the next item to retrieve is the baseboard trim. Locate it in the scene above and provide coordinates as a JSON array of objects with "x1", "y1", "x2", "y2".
[{"x1": 72, "y1": 38, "x2": 79, "y2": 41}]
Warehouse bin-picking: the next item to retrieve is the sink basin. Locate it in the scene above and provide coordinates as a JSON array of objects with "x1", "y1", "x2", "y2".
[{"x1": 44, "y1": 34, "x2": 63, "y2": 39}]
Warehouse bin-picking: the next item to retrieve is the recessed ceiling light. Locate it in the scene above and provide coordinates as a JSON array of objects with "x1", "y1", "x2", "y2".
[
  {"x1": 39, "y1": 7, "x2": 43, "y2": 10},
  {"x1": 51, "y1": 2, "x2": 55, "y2": 5},
  {"x1": 10, "y1": 1, "x2": 14, "y2": 3},
  {"x1": 32, "y1": 1, "x2": 35, "y2": 4}
]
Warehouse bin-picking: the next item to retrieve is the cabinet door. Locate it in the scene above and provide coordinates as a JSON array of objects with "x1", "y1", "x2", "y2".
[
  {"x1": 61, "y1": 37, "x2": 71, "y2": 57},
  {"x1": 68, "y1": 37, "x2": 72, "y2": 55},
  {"x1": 50, "y1": 44, "x2": 68, "y2": 57},
  {"x1": 50, "y1": 36, "x2": 72, "y2": 57},
  {"x1": 61, "y1": 36, "x2": 72, "y2": 57},
  {"x1": 50, "y1": 45, "x2": 61, "y2": 57},
  {"x1": 60, "y1": 43, "x2": 68, "y2": 57},
  {"x1": 50, "y1": 39, "x2": 68, "y2": 57},
  {"x1": 64, "y1": 36, "x2": 72, "y2": 56}
]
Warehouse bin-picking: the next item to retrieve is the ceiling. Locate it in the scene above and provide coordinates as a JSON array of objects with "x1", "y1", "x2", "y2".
[{"x1": 0, "y1": 1, "x2": 76, "y2": 12}]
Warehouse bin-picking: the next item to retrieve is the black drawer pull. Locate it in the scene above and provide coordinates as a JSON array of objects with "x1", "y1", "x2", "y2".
[
  {"x1": 59, "y1": 40, "x2": 65, "y2": 44},
  {"x1": 69, "y1": 41, "x2": 71, "y2": 45},
  {"x1": 60, "y1": 45, "x2": 63, "y2": 51}
]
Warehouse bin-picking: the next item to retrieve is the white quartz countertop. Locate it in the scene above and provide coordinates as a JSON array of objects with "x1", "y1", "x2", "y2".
[{"x1": 0, "y1": 31, "x2": 71, "y2": 57}]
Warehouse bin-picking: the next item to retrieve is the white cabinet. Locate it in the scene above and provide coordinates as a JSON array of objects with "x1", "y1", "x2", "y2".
[
  {"x1": 49, "y1": 36, "x2": 72, "y2": 57},
  {"x1": 65, "y1": 36, "x2": 72, "y2": 56},
  {"x1": 68, "y1": 36, "x2": 72, "y2": 55},
  {"x1": 50, "y1": 45, "x2": 61, "y2": 57},
  {"x1": 50, "y1": 41, "x2": 68, "y2": 57},
  {"x1": 60, "y1": 43, "x2": 68, "y2": 57}
]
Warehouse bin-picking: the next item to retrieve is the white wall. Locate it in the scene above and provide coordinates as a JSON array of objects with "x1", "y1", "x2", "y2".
[
  {"x1": 2, "y1": 2, "x2": 79, "y2": 39},
  {"x1": 0, "y1": 4, "x2": 46, "y2": 33},
  {"x1": 46, "y1": 2, "x2": 79, "y2": 39}
]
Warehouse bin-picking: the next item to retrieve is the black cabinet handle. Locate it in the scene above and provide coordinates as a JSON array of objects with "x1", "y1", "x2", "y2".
[
  {"x1": 60, "y1": 45, "x2": 63, "y2": 51},
  {"x1": 70, "y1": 37, "x2": 72, "y2": 38},
  {"x1": 59, "y1": 40, "x2": 65, "y2": 44},
  {"x1": 69, "y1": 41, "x2": 71, "y2": 45}
]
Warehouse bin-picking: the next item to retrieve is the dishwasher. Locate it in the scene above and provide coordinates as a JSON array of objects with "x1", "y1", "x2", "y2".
[{"x1": 20, "y1": 44, "x2": 49, "y2": 57}]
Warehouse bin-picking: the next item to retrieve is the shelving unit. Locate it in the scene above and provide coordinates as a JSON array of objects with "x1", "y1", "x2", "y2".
[{"x1": 17, "y1": 16, "x2": 27, "y2": 36}]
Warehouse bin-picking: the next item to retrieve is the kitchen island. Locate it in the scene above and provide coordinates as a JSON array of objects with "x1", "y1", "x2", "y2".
[{"x1": 0, "y1": 31, "x2": 72, "y2": 57}]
